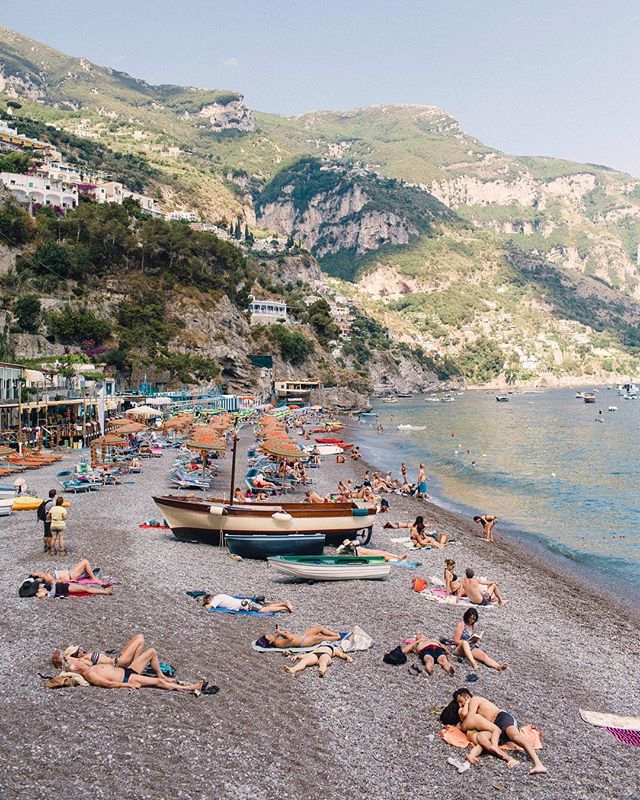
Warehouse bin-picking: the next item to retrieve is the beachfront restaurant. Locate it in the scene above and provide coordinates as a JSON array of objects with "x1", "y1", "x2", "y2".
[{"x1": 273, "y1": 379, "x2": 322, "y2": 404}]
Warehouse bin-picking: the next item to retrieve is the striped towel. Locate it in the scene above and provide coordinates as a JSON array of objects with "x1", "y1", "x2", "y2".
[{"x1": 606, "y1": 728, "x2": 640, "y2": 747}]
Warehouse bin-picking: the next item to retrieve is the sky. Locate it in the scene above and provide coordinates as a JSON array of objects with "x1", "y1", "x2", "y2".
[{"x1": 2, "y1": 0, "x2": 640, "y2": 175}]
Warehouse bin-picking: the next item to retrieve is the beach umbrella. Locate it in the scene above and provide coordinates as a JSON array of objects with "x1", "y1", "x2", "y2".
[
  {"x1": 260, "y1": 439, "x2": 305, "y2": 460},
  {"x1": 185, "y1": 436, "x2": 227, "y2": 478},
  {"x1": 126, "y1": 405, "x2": 160, "y2": 418},
  {"x1": 108, "y1": 418, "x2": 130, "y2": 426},
  {"x1": 147, "y1": 397, "x2": 172, "y2": 406}
]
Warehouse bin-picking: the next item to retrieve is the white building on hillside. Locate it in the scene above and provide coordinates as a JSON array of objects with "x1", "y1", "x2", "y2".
[
  {"x1": 249, "y1": 299, "x2": 288, "y2": 325},
  {"x1": 166, "y1": 210, "x2": 197, "y2": 222},
  {"x1": 94, "y1": 181, "x2": 162, "y2": 217},
  {"x1": 0, "y1": 172, "x2": 78, "y2": 211}
]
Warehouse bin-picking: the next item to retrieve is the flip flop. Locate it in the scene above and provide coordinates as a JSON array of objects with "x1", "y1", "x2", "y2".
[
  {"x1": 466, "y1": 672, "x2": 479, "y2": 683},
  {"x1": 408, "y1": 664, "x2": 422, "y2": 676}
]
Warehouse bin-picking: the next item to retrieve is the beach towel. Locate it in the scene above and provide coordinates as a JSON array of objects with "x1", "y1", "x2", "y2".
[
  {"x1": 579, "y1": 709, "x2": 640, "y2": 730},
  {"x1": 390, "y1": 561, "x2": 422, "y2": 569},
  {"x1": 440, "y1": 724, "x2": 543, "y2": 751},
  {"x1": 420, "y1": 586, "x2": 498, "y2": 608},
  {"x1": 252, "y1": 633, "x2": 348, "y2": 654},
  {"x1": 606, "y1": 728, "x2": 640, "y2": 747}
]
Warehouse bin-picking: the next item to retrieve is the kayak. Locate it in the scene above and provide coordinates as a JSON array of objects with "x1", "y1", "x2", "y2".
[{"x1": 12, "y1": 496, "x2": 72, "y2": 511}]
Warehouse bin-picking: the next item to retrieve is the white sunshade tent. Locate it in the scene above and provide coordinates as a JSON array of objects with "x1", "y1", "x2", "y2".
[
  {"x1": 125, "y1": 405, "x2": 161, "y2": 417},
  {"x1": 147, "y1": 397, "x2": 172, "y2": 406}
]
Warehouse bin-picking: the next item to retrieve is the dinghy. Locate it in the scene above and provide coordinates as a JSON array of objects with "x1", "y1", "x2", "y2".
[
  {"x1": 267, "y1": 554, "x2": 390, "y2": 582},
  {"x1": 397, "y1": 424, "x2": 427, "y2": 431},
  {"x1": 227, "y1": 533, "x2": 325, "y2": 560}
]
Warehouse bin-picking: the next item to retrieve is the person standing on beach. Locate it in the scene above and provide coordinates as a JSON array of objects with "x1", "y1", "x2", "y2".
[
  {"x1": 401, "y1": 463, "x2": 408, "y2": 484},
  {"x1": 417, "y1": 464, "x2": 428, "y2": 499},
  {"x1": 40, "y1": 489, "x2": 57, "y2": 554},
  {"x1": 474, "y1": 515, "x2": 497, "y2": 543},
  {"x1": 49, "y1": 497, "x2": 68, "y2": 556}
]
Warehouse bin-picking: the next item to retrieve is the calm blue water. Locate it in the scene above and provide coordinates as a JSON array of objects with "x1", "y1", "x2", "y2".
[{"x1": 350, "y1": 388, "x2": 640, "y2": 600}]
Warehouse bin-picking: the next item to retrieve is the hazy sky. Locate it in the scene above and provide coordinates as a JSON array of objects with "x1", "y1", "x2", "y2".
[{"x1": 3, "y1": 0, "x2": 640, "y2": 175}]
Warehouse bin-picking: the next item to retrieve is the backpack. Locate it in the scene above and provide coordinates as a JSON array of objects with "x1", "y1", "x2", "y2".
[
  {"x1": 382, "y1": 645, "x2": 407, "y2": 666},
  {"x1": 411, "y1": 577, "x2": 427, "y2": 593},
  {"x1": 37, "y1": 500, "x2": 48, "y2": 522}
]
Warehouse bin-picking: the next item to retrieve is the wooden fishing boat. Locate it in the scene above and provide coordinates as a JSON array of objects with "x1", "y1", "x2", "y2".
[
  {"x1": 267, "y1": 554, "x2": 390, "y2": 581},
  {"x1": 152, "y1": 496, "x2": 376, "y2": 546},
  {"x1": 226, "y1": 533, "x2": 325, "y2": 560},
  {"x1": 583, "y1": 393, "x2": 596, "y2": 403}
]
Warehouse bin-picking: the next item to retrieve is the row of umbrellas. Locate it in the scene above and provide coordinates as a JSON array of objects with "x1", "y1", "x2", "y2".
[{"x1": 257, "y1": 415, "x2": 306, "y2": 461}]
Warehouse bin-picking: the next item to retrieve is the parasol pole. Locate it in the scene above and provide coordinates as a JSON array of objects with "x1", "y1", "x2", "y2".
[{"x1": 228, "y1": 426, "x2": 239, "y2": 503}]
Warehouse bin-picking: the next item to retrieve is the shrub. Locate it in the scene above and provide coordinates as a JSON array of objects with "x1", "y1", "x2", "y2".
[
  {"x1": 268, "y1": 325, "x2": 312, "y2": 365},
  {"x1": 13, "y1": 294, "x2": 41, "y2": 333},
  {"x1": 457, "y1": 337, "x2": 504, "y2": 383},
  {"x1": 48, "y1": 306, "x2": 111, "y2": 345}
]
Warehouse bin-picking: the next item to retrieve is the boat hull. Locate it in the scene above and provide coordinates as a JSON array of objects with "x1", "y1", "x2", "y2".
[
  {"x1": 153, "y1": 496, "x2": 375, "y2": 547},
  {"x1": 227, "y1": 533, "x2": 325, "y2": 560}
]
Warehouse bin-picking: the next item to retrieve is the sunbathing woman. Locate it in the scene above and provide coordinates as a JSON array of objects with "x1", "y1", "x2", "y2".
[
  {"x1": 30, "y1": 558, "x2": 99, "y2": 584},
  {"x1": 336, "y1": 538, "x2": 407, "y2": 562},
  {"x1": 284, "y1": 642, "x2": 353, "y2": 676},
  {"x1": 200, "y1": 593, "x2": 293, "y2": 613},
  {"x1": 53, "y1": 634, "x2": 166, "y2": 678},
  {"x1": 384, "y1": 516, "x2": 447, "y2": 548},
  {"x1": 401, "y1": 633, "x2": 455, "y2": 675},
  {"x1": 256, "y1": 625, "x2": 341, "y2": 649},
  {"x1": 453, "y1": 608, "x2": 507, "y2": 672},
  {"x1": 444, "y1": 559, "x2": 461, "y2": 594}
]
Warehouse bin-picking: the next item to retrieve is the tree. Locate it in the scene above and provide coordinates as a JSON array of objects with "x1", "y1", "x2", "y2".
[
  {"x1": 48, "y1": 306, "x2": 111, "y2": 345},
  {"x1": 0, "y1": 150, "x2": 32, "y2": 174},
  {"x1": 14, "y1": 294, "x2": 42, "y2": 334},
  {"x1": 457, "y1": 337, "x2": 504, "y2": 383},
  {"x1": 0, "y1": 198, "x2": 34, "y2": 246},
  {"x1": 268, "y1": 325, "x2": 312, "y2": 365},
  {"x1": 307, "y1": 299, "x2": 340, "y2": 344},
  {"x1": 156, "y1": 351, "x2": 219, "y2": 387}
]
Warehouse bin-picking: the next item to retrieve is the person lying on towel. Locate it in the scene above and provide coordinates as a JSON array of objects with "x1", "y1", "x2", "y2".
[
  {"x1": 256, "y1": 625, "x2": 340, "y2": 649},
  {"x1": 454, "y1": 689, "x2": 547, "y2": 774},
  {"x1": 28, "y1": 559, "x2": 100, "y2": 584},
  {"x1": 52, "y1": 634, "x2": 166, "y2": 678},
  {"x1": 199, "y1": 593, "x2": 293, "y2": 614},
  {"x1": 19, "y1": 578, "x2": 113, "y2": 599}
]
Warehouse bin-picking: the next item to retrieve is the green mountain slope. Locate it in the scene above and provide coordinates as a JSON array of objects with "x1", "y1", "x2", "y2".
[{"x1": 1, "y1": 25, "x2": 639, "y2": 385}]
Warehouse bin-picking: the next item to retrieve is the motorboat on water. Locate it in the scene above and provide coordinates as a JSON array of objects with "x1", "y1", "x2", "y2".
[
  {"x1": 575, "y1": 392, "x2": 585, "y2": 399},
  {"x1": 267, "y1": 554, "x2": 391, "y2": 582},
  {"x1": 397, "y1": 424, "x2": 427, "y2": 431},
  {"x1": 617, "y1": 383, "x2": 638, "y2": 397},
  {"x1": 441, "y1": 396, "x2": 455, "y2": 403},
  {"x1": 583, "y1": 393, "x2": 596, "y2": 404},
  {"x1": 152, "y1": 496, "x2": 376, "y2": 546},
  {"x1": 226, "y1": 533, "x2": 325, "y2": 560},
  {"x1": 383, "y1": 397, "x2": 399, "y2": 404},
  {"x1": 425, "y1": 396, "x2": 440, "y2": 403},
  {"x1": 608, "y1": 405, "x2": 618, "y2": 412},
  {"x1": 396, "y1": 392, "x2": 413, "y2": 398},
  {"x1": 495, "y1": 395, "x2": 509, "y2": 402}
]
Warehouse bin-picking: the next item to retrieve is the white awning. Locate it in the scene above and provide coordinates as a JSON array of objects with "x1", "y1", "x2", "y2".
[
  {"x1": 147, "y1": 397, "x2": 172, "y2": 406},
  {"x1": 23, "y1": 369, "x2": 46, "y2": 385}
]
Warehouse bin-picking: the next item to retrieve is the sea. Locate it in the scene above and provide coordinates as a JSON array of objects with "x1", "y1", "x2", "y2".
[{"x1": 348, "y1": 387, "x2": 640, "y2": 603}]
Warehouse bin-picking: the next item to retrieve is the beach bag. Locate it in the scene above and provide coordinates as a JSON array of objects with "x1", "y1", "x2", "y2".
[
  {"x1": 36, "y1": 500, "x2": 47, "y2": 522},
  {"x1": 19, "y1": 579, "x2": 40, "y2": 598},
  {"x1": 411, "y1": 577, "x2": 427, "y2": 593},
  {"x1": 340, "y1": 626, "x2": 373, "y2": 653},
  {"x1": 383, "y1": 645, "x2": 407, "y2": 666}
]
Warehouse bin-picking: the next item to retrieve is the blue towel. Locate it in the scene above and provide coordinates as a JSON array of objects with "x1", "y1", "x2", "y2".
[
  {"x1": 210, "y1": 606, "x2": 275, "y2": 617},
  {"x1": 390, "y1": 561, "x2": 422, "y2": 568}
]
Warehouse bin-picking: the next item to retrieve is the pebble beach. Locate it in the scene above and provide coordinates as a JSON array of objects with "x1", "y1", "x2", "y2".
[{"x1": 1, "y1": 428, "x2": 638, "y2": 800}]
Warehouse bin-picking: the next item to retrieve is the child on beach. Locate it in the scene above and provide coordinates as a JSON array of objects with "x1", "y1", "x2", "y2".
[{"x1": 49, "y1": 497, "x2": 68, "y2": 556}]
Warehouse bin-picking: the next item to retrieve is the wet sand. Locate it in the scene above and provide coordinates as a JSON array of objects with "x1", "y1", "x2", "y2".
[{"x1": 1, "y1": 430, "x2": 638, "y2": 800}]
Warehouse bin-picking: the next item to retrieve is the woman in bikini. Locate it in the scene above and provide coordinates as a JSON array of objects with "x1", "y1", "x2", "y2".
[
  {"x1": 284, "y1": 641, "x2": 353, "y2": 677},
  {"x1": 401, "y1": 633, "x2": 455, "y2": 675},
  {"x1": 453, "y1": 608, "x2": 507, "y2": 672},
  {"x1": 444, "y1": 559, "x2": 461, "y2": 594},
  {"x1": 52, "y1": 634, "x2": 166, "y2": 678},
  {"x1": 336, "y1": 538, "x2": 407, "y2": 562},
  {"x1": 29, "y1": 559, "x2": 99, "y2": 584},
  {"x1": 256, "y1": 625, "x2": 341, "y2": 649}
]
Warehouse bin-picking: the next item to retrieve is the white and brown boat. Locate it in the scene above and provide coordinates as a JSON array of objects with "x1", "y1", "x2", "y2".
[{"x1": 152, "y1": 495, "x2": 376, "y2": 546}]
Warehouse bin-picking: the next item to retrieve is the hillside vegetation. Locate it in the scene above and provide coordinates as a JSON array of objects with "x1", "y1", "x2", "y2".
[{"x1": 1, "y1": 25, "x2": 640, "y2": 385}]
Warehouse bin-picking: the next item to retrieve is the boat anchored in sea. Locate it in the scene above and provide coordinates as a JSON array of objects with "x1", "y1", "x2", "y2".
[
  {"x1": 495, "y1": 394, "x2": 509, "y2": 403},
  {"x1": 583, "y1": 393, "x2": 596, "y2": 404}
]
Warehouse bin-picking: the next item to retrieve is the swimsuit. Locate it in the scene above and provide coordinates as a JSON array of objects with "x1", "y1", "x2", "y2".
[
  {"x1": 418, "y1": 644, "x2": 446, "y2": 664},
  {"x1": 461, "y1": 623, "x2": 477, "y2": 642},
  {"x1": 315, "y1": 642, "x2": 338, "y2": 656},
  {"x1": 494, "y1": 710, "x2": 518, "y2": 745},
  {"x1": 479, "y1": 593, "x2": 492, "y2": 606},
  {"x1": 122, "y1": 667, "x2": 138, "y2": 684}
]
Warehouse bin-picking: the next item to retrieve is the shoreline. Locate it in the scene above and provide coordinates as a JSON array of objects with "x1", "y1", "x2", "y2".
[{"x1": 341, "y1": 417, "x2": 640, "y2": 622}]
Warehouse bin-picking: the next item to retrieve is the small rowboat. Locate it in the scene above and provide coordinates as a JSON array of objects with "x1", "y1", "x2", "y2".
[
  {"x1": 314, "y1": 438, "x2": 353, "y2": 448},
  {"x1": 227, "y1": 533, "x2": 325, "y2": 560},
  {"x1": 267, "y1": 555, "x2": 391, "y2": 582}
]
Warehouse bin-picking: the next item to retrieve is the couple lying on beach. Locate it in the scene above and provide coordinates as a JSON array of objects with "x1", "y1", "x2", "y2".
[
  {"x1": 384, "y1": 516, "x2": 448, "y2": 549},
  {"x1": 394, "y1": 609, "x2": 507, "y2": 676},
  {"x1": 256, "y1": 625, "x2": 353, "y2": 677},
  {"x1": 19, "y1": 559, "x2": 114, "y2": 599},
  {"x1": 197, "y1": 592, "x2": 294, "y2": 613},
  {"x1": 444, "y1": 560, "x2": 507, "y2": 605},
  {"x1": 441, "y1": 689, "x2": 547, "y2": 774},
  {"x1": 50, "y1": 633, "x2": 217, "y2": 694}
]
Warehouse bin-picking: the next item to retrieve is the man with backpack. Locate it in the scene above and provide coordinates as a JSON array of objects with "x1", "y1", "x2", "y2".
[{"x1": 38, "y1": 489, "x2": 57, "y2": 554}]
